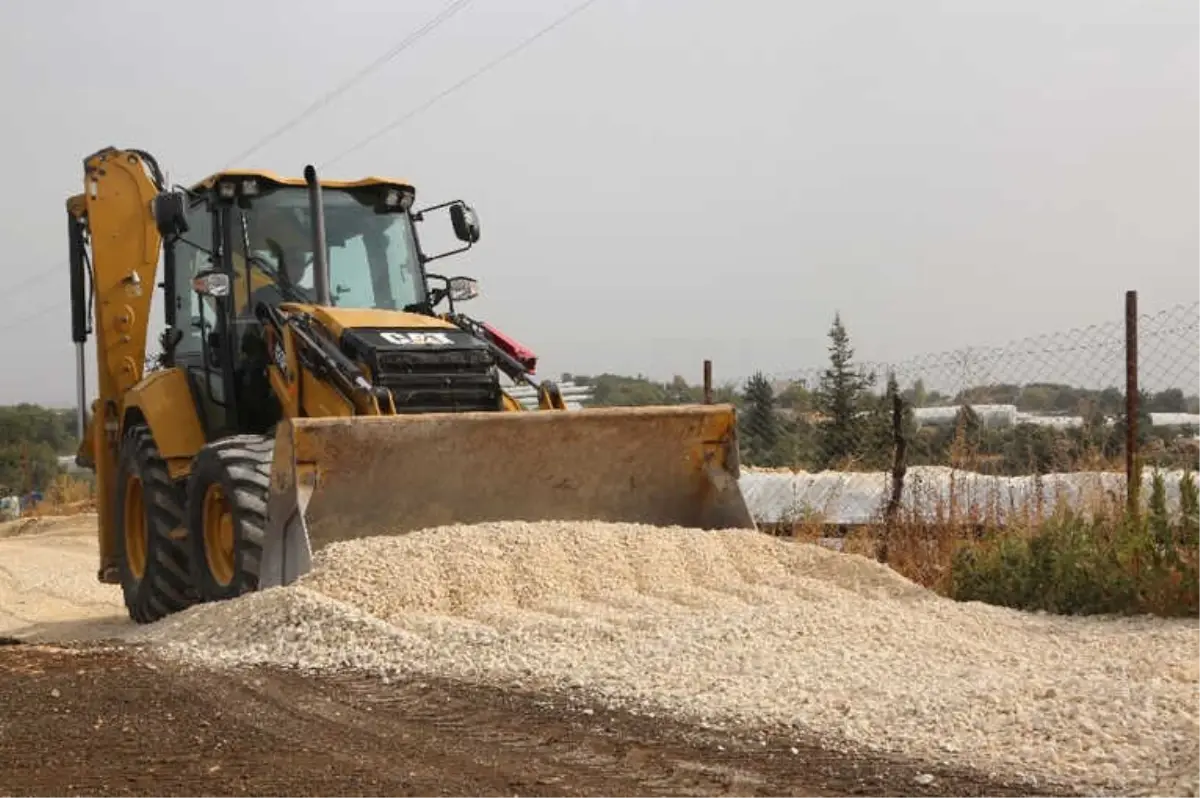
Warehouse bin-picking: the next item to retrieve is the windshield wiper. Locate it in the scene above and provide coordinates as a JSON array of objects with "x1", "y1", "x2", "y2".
[
  {"x1": 176, "y1": 234, "x2": 310, "y2": 305},
  {"x1": 244, "y1": 253, "x2": 311, "y2": 305},
  {"x1": 237, "y1": 213, "x2": 313, "y2": 305}
]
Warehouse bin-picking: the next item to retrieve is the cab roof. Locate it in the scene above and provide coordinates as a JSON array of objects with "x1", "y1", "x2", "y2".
[{"x1": 189, "y1": 169, "x2": 415, "y2": 194}]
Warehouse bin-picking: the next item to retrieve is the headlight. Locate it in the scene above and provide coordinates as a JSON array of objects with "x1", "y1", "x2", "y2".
[
  {"x1": 383, "y1": 188, "x2": 414, "y2": 211},
  {"x1": 217, "y1": 178, "x2": 261, "y2": 202}
]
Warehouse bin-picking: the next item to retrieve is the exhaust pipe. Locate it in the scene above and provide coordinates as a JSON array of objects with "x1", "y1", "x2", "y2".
[{"x1": 303, "y1": 164, "x2": 332, "y2": 306}]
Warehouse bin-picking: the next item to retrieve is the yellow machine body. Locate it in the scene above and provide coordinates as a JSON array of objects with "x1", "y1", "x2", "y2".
[{"x1": 66, "y1": 146, "x2": 755, "y2": 623}]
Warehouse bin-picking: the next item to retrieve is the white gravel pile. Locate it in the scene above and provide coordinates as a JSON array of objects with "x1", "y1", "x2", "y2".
[{"x1": 125, "y1": 520, "x2": 1200, "y2": 795}]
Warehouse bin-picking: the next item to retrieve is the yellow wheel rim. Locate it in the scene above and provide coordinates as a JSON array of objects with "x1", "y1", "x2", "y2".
[
  {"x1": 202, "y1": 483, "x2": 236, "y2": 586},
  {"x1": 123, "y1": 476, "x2": 147, "y2": 580}
]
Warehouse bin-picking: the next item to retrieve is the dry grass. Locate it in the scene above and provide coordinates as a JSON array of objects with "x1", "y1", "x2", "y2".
[
  {"x1": 782, "y1": 467, "x2": 1200, "y2": 617},
  {"x1": 763, "y1": 405, "x2": 1195, "y2": 614},
  {"x1": 28, "y1": 475, "x2": 95, "y2": 517}
]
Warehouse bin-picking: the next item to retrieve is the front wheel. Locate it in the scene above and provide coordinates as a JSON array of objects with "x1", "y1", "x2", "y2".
[
  {"x1": 113, "y1": 424, "x2": 196, "y2": 623},
  {"x1": 186, "y1": 435, "x2": 272, "y2": 602}
]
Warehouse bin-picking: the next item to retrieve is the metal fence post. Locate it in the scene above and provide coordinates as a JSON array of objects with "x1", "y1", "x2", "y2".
[
  {"x1": 1125, "y1": 289, "x2": 1140, "y2": 517},
  {"x1": 703, "y1": 359, "x2": 713, "y2": 404}
]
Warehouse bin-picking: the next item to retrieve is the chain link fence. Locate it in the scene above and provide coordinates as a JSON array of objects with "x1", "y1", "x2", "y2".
[
  {"x1": 734, "y1": 299, "x2": 1198, "y2": 476},
  {"x1": 563, "y1": 295, "x2": 1196, "y2": 527},
  {"x1": 726, "y1": 297, "x2": 1197, "y2": 527}
]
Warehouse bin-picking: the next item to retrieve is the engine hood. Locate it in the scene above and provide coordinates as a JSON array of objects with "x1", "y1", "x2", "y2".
[{"x1": 280, "y1": 304, "x2": 457, "y2": 337}]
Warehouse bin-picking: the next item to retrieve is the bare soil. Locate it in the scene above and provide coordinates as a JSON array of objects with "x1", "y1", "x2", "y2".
[{"x1": 0, "y1": 642, "x2": 1066, "y2": 797}]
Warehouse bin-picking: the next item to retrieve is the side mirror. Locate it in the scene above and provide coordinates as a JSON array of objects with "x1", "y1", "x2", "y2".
[
  {"x1": 151, "y1": 191, "x2": 189, "y2": 238},
  {"x1": 450, "y1": 203, "x2": 480, "y2": 244},
  {"x1": 193, "y1": 269, "x2": 230, "y2": 298},
  {"x1": 415, "y1": 200, "x2": 480, "y2": 264},
  {"x1": 448, "y1": 276, "x2": 479, "y2": 302}
]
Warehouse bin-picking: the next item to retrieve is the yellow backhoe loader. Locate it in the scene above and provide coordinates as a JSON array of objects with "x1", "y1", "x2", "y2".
[{"x1": 67, "y1": 146, "x2": 756, "y2": 624}]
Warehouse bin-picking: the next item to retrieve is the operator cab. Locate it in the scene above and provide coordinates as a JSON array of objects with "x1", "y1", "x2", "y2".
[{"x1": 153, "y1": 170, "x2": 486, "y2": 438}]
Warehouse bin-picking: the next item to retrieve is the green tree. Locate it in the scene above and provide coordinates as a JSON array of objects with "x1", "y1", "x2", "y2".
[
  {"x1": 0, "y1": 404, "x2": 77, "y2": 495},
  {"x1": 666, "y1": 375, "x2": 699, "y2": 404},
  {"x1": 0, "y1": 442, "x2": 62, "y2": 495},
  {"x1": 739, "y1": 371, "x2": 782, "y2": 466},
  {"x1": 903, "y1": 378, "x2": 929, "y2": 408},
  {"x1": 814, "y1": 313, "x2": 875, "y2": 468},
  {"x1": 584, "y1": 374, "x2": 670, "y2": 406},
  {"x1": 1106, "y1": 389, "x2": 1154, "y2": 459},
  {"x1": 0, "y1": 404, "x2": 77, "y2": 452},
  {"x1": 1003, "y1": 423, "x2": 1067, "y2": 474},
  {"x1": 1146, "y1": 389, "x2": 1187, "y2": 413},
  {"x1": 859, "y1": 371, "x2": 905, "y2": 470},
  {"x1": 776, "y1": 380, "x2": 814, "y2": 412}
]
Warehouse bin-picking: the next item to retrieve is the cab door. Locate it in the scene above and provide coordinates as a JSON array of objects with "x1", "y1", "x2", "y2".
[{"x1": 164, "y1": 198, "x2": 237, "y2": 438}]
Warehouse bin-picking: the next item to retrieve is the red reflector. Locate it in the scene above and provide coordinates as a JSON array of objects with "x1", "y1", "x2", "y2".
[{"x1": 482, "y1": 321, "x2": 538, "y2": 373}]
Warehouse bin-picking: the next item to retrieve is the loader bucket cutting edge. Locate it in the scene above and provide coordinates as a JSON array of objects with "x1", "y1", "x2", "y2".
[{"x1": 258, "y1": 404, "x2": 756, "y2": 589}]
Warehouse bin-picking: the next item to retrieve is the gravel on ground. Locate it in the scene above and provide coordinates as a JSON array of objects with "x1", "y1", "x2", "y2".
[{"x1": 120, "y1": 520, "x2": 1200, "y2": 797}]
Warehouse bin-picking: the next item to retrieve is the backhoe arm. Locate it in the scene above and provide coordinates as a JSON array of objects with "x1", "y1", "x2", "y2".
[{"x1": 66, "y1": 147, "x2": 166, "y2": 576}]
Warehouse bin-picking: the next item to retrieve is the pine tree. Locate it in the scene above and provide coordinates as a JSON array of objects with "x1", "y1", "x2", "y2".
[
  {"x1": 951, "y1": 403, "x2": 982, "y2": 466},
  {"x1": 740, "y1": 371, "x2": 781, "y2": 466},
  {"x1": 862, "y1": 370, "x2": 906, "y2": 469},
  {"x1": 815, "y1": 313, "x2": 875, "y2": 467},
  {"x1": 907, "y1": 378, "x2": 928, "y2": 408}
]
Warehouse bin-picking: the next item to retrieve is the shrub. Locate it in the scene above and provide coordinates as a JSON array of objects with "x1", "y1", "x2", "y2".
[{"x1": 946, "y1": 470, "x2": 1198, "y2": 616}]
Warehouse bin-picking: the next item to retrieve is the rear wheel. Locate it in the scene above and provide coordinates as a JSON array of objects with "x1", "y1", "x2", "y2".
[
  {"x1": 186, "y1": 435, "x2": 272, "y2": 602},
  {"x1": 113, "y1": 424, "x2": 196, "y2": 623}
]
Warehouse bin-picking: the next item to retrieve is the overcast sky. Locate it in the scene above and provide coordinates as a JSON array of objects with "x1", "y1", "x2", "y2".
[{"x1": 1, "y1": 0, "x2": 1196, "y2": 406}]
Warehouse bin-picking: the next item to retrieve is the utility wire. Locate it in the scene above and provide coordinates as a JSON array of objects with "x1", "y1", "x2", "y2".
[
  {"x1": 0, "y1": 297, "x2": 67, "y2": 334},
  {"x1": 10, "y1": 262, "x2": 67, "y2": 299},
  {"x1": 9, "y1": 0, "x2": 478, "y2": 297},
  {"x1": 321, "y1": 0, "x2": 603, "y2": 170},
  {"x1": 219, "y1": 0, "x2": 477, "y2": 170},
  {"x1": 6, "y1": 0, "x2": 599, "y2": 310}
]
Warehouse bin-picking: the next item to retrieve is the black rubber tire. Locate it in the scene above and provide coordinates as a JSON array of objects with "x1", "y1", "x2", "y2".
[
  {"x1": 113, "y1": 424, "x2": 196, "y2": 624},
  {"x1": 186, "y1": 434, "x2": 272, "y2": 602}
]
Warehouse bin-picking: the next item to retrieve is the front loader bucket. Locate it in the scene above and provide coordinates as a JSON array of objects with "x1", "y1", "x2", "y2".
[{"x1": 259, "y1": 404, "x2": 756, "y2": 588}]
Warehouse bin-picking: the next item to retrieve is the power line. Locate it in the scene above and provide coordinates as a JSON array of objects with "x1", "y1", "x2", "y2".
[
  {"x1": 0, "y1": 297, "x2": 67, "y2": 334},
  {"x1": 320, "y1": 0, "x2": 603, "y2": 170},
  {"x1": 7, "y1": 0, "x2": 600, "y2": 314},
  {"x1": 10, "y1": 262, "x2": 66, "y2": 299},
  {"x1": 9, "y1": 0, "x2": 479, "y2": 298},
  {"x1": 219, "y1": 0, "x2": 478, "y2": 170}
]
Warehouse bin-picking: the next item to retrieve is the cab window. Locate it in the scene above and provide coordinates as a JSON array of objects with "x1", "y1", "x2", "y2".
[{"x1": 170, "y1": 200, "x2": 215, "y2": 358}]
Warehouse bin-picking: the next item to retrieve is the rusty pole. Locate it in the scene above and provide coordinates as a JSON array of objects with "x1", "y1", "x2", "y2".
[
  {"x1": 20, "y1": 442, "x2": 29, "y2": 496},
  {"x1": 1125, "y1": 290, "x2": 1139, "y2": 517},
  {"x1": 703, "y1": 359, "x2": 713, "y2": 404}
]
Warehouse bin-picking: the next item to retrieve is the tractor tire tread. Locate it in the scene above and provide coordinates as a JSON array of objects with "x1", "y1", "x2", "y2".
[
  {"x1": 187, "y1": 434, "x2": 272, "y2": 600},
  {"x1": 116, "y1": 424, "x2": 195, "y2": 624}
]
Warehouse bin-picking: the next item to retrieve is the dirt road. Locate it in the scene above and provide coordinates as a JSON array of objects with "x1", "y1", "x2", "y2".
[
  {"x1": 0, "y1": 642, "x2": 1061, "y2": 797},
  {"x1": 0, "y1": 515, "x2": 1077, "y2": 797},
  {"x1": 0, "y1": 515, "x2": 129, "y2": 642}
]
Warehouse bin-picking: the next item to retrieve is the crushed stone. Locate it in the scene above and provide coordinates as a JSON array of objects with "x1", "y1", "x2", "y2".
[{"x1": 121, "y1": 520, "x2": 1200, "y2": 796}]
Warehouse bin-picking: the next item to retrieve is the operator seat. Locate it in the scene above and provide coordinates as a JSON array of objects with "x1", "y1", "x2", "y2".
[{"x1": 227, "y1": 212, "x2": 314, "y2": 434}]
